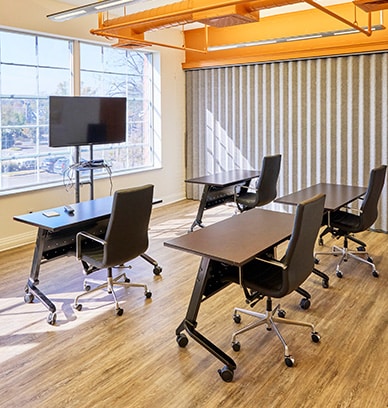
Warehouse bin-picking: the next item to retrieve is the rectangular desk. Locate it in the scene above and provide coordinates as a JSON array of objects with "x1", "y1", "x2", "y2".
[
  {"x1": 185, "y1": 169, "x2": 260, "y2": 231},
  {"x1": 164, "y1": 208, "x2": 295, "y2": 381},
  {"x1": 14, "y1": 196, "x2": 162, "y2": 324}
]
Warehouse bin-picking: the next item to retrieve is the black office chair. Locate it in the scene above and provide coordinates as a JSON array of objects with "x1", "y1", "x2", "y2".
[
  {"x1": 222, "y1": 194, "x2": 325, "y2": 367},
  {"x1": 234, "y1": 154, "x2": 281, "y2": 212},
  {"x1": 73, "y1": 184, "x2": 154, "y2": 316},
  {"x1": 315, "y1": 164, "x2": 387, "y2": 278}
]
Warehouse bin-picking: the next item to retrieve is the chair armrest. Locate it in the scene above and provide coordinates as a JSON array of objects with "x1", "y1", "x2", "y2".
[
  {"x1": 254, "y1": 256, "x2": 287, "y2": 270},
  {"x1": 76, "y1": 231, "x2": 106, "y2": 260}
]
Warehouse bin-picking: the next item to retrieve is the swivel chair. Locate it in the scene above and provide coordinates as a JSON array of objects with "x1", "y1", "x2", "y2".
[
  {"x1": 223, "y1": 194, "x2": 325, "y2": 367},
  {"x1": 315, "y1": 165, "x2": 387, "y2": 278},
  {"x1": 74, "y1": 184, "x2": 154, "y2": 316},
  {"x1": 234, "y1": 154, "x2": 281, "y2": 213}
]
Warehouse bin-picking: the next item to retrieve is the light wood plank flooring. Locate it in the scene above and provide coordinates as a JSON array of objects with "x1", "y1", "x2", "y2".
[{"x1": 0, "y1": 200, "x2": 387, "y2": 408}]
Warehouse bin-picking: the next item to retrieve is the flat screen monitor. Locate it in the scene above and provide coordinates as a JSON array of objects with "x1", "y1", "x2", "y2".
[{"x1": 49, "y1": 96, "x2": 127, "y2": 147}]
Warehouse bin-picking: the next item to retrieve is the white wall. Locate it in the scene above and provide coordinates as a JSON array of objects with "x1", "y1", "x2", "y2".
[{"x1": 0, "y1": 0, "x2": 186, "y2": 251}]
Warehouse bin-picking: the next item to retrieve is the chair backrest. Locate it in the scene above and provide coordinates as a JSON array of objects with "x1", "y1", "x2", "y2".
[
  {"x1": 255, "y1": 154, "x2": 282, "y2": 207},
  {"x1": 103, "y1": 184, "x2": 154, "y2": 267},
  {"x1": 358, "y1": 165, "x2": 387, "y2": 230},
  {"x1": 281, "y1": 193, "x2": 326, "y2": 295}
]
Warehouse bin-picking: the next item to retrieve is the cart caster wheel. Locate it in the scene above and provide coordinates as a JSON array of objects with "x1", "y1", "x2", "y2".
[
  {"x1": 116, "y1": 308, "x2": 124, "y2": 316},
  {"x1": 372, "y1": 270, "x2": 379, "y2": 278},
  {"x1": 47, "y1": 312, "x2": 57, "y2": 325},
  {"x1": 24, "y1": 293, "x2": 34, "y2": 303},
  {"x1": 218, "y1": 366, "x2": 234, "y2": 382},
  {"x1": 322, "y1": 279, "x2": 329, "y2": 288},
  {"x1": 153, "y1": 265, "x2": 162, "y2": 275},
  {"x1": 74, "y1": 303, "x2": 82, "y2": 311},
  {"x1": 233, "y1": 314, "x2": 241, "y2": 324},
  {"x1": 285, "y1": 356, "x2": 294, "y2": 367},
  {"x1": 278, "y1": 309, "x2": 286, "y2": 318},
  {"x1": 311, "y1": 332, "x2": 321, "y2": 343},
  {"x1": 336, "y1": 270, "x2": 343, "y2": 278},
  {"x1": 232, "y1": 341, "x2": 241, "y2": 352},
  {"x1": 145, "y1": 291, "x2": 152, "y2": 299},
  {"x1": 176, "y1": 333, "x2": 189, "y2": 348},
  {"x1": 300, "y1": 298, "x2": 311, "y2": 310}
]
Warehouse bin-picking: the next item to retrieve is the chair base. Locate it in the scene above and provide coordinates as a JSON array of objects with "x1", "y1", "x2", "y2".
[
  {"x1": 315, "y1": 245, "x2": 378, "y2": 278},
  {"x1": 231, "y1": 299, "x2": 320, "y2": 367},
  {"x1": 73, "y1": 267, "x2": 151, "y2": 316}
]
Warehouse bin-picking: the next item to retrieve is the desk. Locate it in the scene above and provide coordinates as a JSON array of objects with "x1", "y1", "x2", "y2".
[
  {"x1": 14, "y1": 196, "x2": 162, "y2": 325},
  {"x1": 186, "y1": 169, "x2": 260, "y2": 231},
  {"x1": 164, "y1": 208, "x2": 295, "y2": 381}
]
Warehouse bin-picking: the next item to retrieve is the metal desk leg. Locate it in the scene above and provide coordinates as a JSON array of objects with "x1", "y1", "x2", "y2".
[
  {"x1": 175, "y1": 257, "x2": 237, "y2": 382},
  {"x1": 24, "y1": 228, "x2": 57, "y2": 325},
  {"x1": 189, "y1": 185, "x2": 210, "y2": 232}
]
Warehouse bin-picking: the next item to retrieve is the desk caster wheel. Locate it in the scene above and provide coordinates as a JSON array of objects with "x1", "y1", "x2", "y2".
[
  {"x1": 145, "y1": 291, "x2": 152, "y2": 299},
  {"x1": 24, "y1": 293, "x2": 34, "y2": 303},
  {"x1": 285, "y1": 356, "x2": 294, "y2": 367},
  {"x1": 176, "y1": 333, "x2": 188, "y2": 348},
  {"x1": 218, "y1": 366, "x2": 234, "y2": 382},
  {"x1": 153, "y1": 265, "x2": 162, "y2": 275},
  {"x1": 47, "y1": 312, "x2": 57, "y2": 325},
  {"x1": 300, "y1": 298, "x2": 310, "y2": 310}
]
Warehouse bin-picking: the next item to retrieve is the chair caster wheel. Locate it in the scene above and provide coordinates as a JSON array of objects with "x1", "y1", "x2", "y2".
[
  {"x1": 278, "y1": 309, "x2": 286, "y2": 318},
  {"x1": 232, "y1": 341, "x2": 241, "y2": 352},
  {"x1": 124, "y1": 277, "x2": 130, "y2": 283},
  {"x1": 233, "y1": 313, "x2": 241, "y2": 324},
  {"x1": 47, "y1": 312, "x2": 57, "y2": 325},
  {"x1": 300, "y1": 298, "x2": 310, "y2": 310},
  {"x1": 311, "y1": 332, "x2": 321, "y2": 343},
  {"x1": 372, "y1": 270, "x2": 379, "y2": 278},
  {"x1": 322, "y1": 279, "x2": 329, "y2": 288},
  {"x1": 74, "y1": 303, "x2": 82, "y2": 311},
  {"x1": 84, "y1": 284, "x2": 91, "y2": 291},
  {"x1": 367, "y1": 256, "x2": 373, "y2": 263},
  {"x1": 24, "y1": 293, "x2": 34, "y2": 303},
  {"x1": 357, "y1": 246, "x2": 366, "y2": 252},
  {"x1": 176, "y1": 333, "x2": 188, "y2": 348},
  {"x1": 116, "y1": 308, "x2": 124, "y2": 316},
  {"x1": 336, "y1": 270, "x2": 343, "y2": 278},
  {"x1": 145, "y1": 291, "x2": 152, "y2": 298},
  {"x1": 285, "y1": 356, "x2": 294, "y2": 367},
  {"x1": 153, "y1": 265, "x2": 162, "y2": 275},
  {"x1": 318, "y1": 238, "x2": 323, "y2": 246},
  {"x1": 218, "y1": 366, "x2": 234, "y2": 382}
]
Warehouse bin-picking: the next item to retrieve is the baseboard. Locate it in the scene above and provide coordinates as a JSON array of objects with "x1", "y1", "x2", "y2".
[{"x1": 0, "y1": 231, "x2": 36, "y2": 252}]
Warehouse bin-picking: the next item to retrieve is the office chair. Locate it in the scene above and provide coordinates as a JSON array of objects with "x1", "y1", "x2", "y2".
[
  {"x1": 315, "y1": 165, "x2": 387, "y2": 278},
  {"x1": 73, "y1": 184, "x2": 154, "y2": 316},
  {"x1": 234, "y1": 154, "x2": 281, "y2": 213},
  {"x1": 222, "y1": 194, "x2": 325, "y2": 367}
]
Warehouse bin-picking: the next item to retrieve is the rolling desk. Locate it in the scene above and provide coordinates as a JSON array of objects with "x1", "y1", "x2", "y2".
[
  {"x1": 186, "y1": 169, "x2": 260, "y2": 231},
  {"x1": 164, "y1": 208, "x2": 295, "y2": 382},
  {"x1": 14, "y1": 196, "x2": 162, "y2": 325}
]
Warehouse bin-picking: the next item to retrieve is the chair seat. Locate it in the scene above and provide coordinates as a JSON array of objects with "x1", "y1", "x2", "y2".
[
  {"x1": 330, "y1": 211, "x2": 361, "y2": 232},
  {"x1": 236, "y1": 192, "x2": 260, "y2": 207}
]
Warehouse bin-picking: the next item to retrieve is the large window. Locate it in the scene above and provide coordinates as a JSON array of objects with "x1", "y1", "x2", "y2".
[{"x1": 0, "y1": 29, "x2": 160, "y2": 193}]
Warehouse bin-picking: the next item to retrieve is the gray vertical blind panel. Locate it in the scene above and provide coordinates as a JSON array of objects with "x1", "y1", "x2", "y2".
[{"x1": 186, "y1": 52, "x2": 388, "y2": 232}]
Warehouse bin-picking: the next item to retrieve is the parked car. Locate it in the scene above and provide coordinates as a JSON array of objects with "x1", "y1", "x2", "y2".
[
  {"x1": 53, "y1": 158, "x2": 70, "y2": 174},
  {"x1": 41, "y1": 156, "x2": 66, "y2": 173}
]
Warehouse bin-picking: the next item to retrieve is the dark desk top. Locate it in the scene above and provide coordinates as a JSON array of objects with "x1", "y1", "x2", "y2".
[
  {"x1": 164, "y1": 209, "x2": 294, "y2": 267},
  {"x1": 276, "y1": 183, "x2": 367, "y2": 211},
  {"x1": 14, "y1": 197, "x2": 162, "y2": 232},
  {"x1": 185, "y1": 169, "x2": 260, "y2": 187}
]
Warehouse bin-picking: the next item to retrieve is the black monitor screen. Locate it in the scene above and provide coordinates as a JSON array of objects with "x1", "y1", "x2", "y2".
[{"x1": 49, "y1": 96, "x2": 127, "y2": 147}]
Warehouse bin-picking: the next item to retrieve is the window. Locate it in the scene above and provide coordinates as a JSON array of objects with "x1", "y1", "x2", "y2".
[{"x1": 0, "y1": 29, "x2": 160, "y2": 194}]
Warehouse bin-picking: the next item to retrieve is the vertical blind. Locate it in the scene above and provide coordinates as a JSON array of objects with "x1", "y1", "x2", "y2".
[{"x1": 186, "y1": 52, "x2": 388, "y2": 232}]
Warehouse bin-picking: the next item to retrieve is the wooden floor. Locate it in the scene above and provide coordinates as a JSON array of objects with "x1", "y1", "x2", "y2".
[{"x1": 1, "y1": 200, "x2": 387, "y2": 408}]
